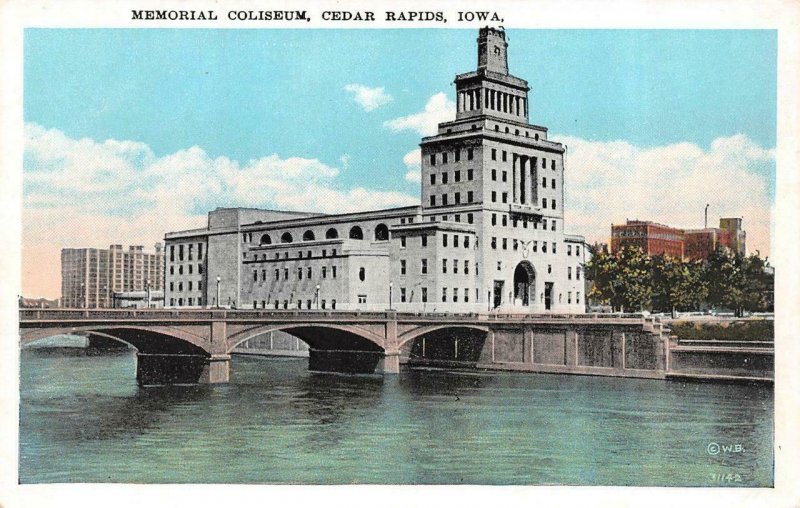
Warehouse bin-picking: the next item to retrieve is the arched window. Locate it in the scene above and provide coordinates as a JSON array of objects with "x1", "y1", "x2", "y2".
[
  {"x1": 359, "y1": 267, "x2": 366, "y2": 281},
  {"x1": 349, "y1": 226, "x2": 364, "y2": 240},
  {"x1": 325, "y1": 228, "x2": 339, "y2": 239},
  {"x1": 260, "y1": 234, "x2": 272, "y2": 245},
  {"x1": 303, "y1": 230, "x2": 315, "y2": 241},
  {"x1": 374, "y1": 223, "x2": 389, "y2": 241},
  {"x1": 281, "y1": 232, "x2": 293, "y2": 244}
]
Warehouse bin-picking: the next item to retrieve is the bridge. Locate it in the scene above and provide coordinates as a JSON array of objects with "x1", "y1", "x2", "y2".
[{"x1": 19, "y1": 308, "x2": 675, "y2": 385}]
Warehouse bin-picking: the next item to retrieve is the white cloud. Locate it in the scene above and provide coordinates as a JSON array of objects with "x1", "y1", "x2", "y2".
[
  {"x1": 343, "y1": 84, "x2": 393, "y2": 112},
  {"x1": 22, "y1": 123, "x2": 417, "y2": 297},
  {"x1": 384, "y1": 92, "x2": 455, "y2": 137},
  {"x1": 402, "y1": 149, "x2": 422, "y2": 183},
  {"x1": 559, "y1": 133, "x2": 774, "y2": 259}
]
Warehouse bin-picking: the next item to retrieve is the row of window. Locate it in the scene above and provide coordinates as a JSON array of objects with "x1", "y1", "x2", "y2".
[
  {"x1": 170, "y1": 297, "x2": 202, "y2": 307},
  {"x1": 429, "y1": 147, "x2": 475, "y2": 166},
  {"x1": 243, "y1": 224, "x2": 390, "y2": 245},
  {"x1": 245, "y1": 248, "x2": 339, "y2": 262},
  {"x1": 490, "y1": 150, "x2": 557, "y2": 171},
  {"x1": 169, "y1": 263, "x2": 203, "y2": 276},
  {"x1": 490, "y1": 169, "x2": 558, "y2": 190},
  {"x1": 169, "y1": 280, "x2": 203, "y2": 292},
  {"x1": 440, "y1": 287, "x2": 479, "y2": 303},
  {"x1": 169, "y1": 243, "x2": 204, "y2": 262},
  {"x1": 492, "y1": 213, "x2": 558, "y2": 232},
  {"x1": 491, "y1": 237, "x2": 560, "y2": 254},
  {"x1": 429, "y1": 191, "x2": 475, "y2": 207},
  {"x1": 489, "y1": 190, "x2": 557, "y2": 209},
  {"x1": 254, "y1": 265, "x2": 339, "y2": 282},
  {"x1": 253, "y1": 299, "x2": 338, "y2": 310},
  {"x1": 567, "y1": 266, "x2": 582, "y2": 280},
  {"x1": 429, "y1": 168, "x2": 475, "y2": 185}
]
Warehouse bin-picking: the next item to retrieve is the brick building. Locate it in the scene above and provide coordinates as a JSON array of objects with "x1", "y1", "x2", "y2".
[{"x1": 611, "y1": 218, "x2": 746, "y2": 260}]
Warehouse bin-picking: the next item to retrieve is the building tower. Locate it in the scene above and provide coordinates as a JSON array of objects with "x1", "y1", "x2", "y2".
[{"x1": 420, "y1": 27, "x2": 584, "y2": 312}]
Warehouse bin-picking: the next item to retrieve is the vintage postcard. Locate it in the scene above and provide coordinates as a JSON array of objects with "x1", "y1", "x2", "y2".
[{"x1": 1, "y1": 0, "x2": 798, "y2": 507}]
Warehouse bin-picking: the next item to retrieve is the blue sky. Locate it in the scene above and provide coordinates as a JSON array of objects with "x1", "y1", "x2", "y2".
[{"x1": 22, "y1": 29, "x2": 777, "y2": 296}]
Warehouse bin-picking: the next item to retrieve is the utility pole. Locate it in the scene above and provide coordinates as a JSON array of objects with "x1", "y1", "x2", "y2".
[{"x1": 704, "y1": 203, "x2": 709, "y2": 229}]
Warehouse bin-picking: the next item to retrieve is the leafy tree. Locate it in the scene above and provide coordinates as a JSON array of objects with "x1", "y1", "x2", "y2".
[{"x1": 652, "y1": 255, "x2": 707, "y2": 315}]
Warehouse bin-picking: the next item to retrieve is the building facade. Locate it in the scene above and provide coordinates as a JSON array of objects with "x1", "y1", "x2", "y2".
[
  {"x1": 164, "y1": 28, "x2": 587, "y2": 314},
  {"x1": 611, "y1": 218, "x2": 746, "y2": 260},
  {"x1": 61, "y1": 244, "x2": 165, "y2": 308}
]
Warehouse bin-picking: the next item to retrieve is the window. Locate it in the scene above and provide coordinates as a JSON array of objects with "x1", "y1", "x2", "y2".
[
  {"x1": 170, "y1": 245, "x2": 175, "y2": 262},
  {"x1": 552, "y1": 220, "x2": 557, "y2": 231},
  {"x1": 542, "y1": 177, "x2": 547, "y2": 188},
  {"x1": 577, "y1": 292, "x2": 581, "y2": 303},
  {"x1": 400, "y1": 288, "x2": 407, "y2": 303},
  {"x1": 422, "y1": 234, "x2": 428, "y2": 247},
  {"x1": 307, "y1": 267, "x2": 312, "y2": 278},
  {"x1": 492, "y1": 213, "x2": 497, "y2": 226},
  {"x1": 281, "y1": 232, "x2": 293, "y2": 243},
  {"x1": 576, "y1": 246, "x2": 581, "y2": 256},
  {"x1": 358, "y1": 295, "x2": 367, "y2": 304},
  {"x1": 454, "y1": 149, "x2": 460, "y2": 162},
  {"x1": 400, "y1": 236, "x2": 406, "y2": 248},
  {"x1": 552, "y1": 160, "x2": 556, "y2": 170},
  {"x1": 467, "y1": 169, "x2": 473, "y2": 180},
  {"x1": 442, "y1": 172, "x2": 448, "y2": 184},
  {"x1": 491, "y1": 148, "x2": 497, "y2": 160},
  {"x1": 455, "y1": 214, "x2": 460, "y2": 222},
  {"x1": 568, "y1": 292, "x2": 572, "y2": 304},
  {"x1": 443, "y1": 152, "x2": 448, "y2": 164},
  {"x1": 454, "y1": 192, "x2": 461, "y2": 204},
  {"x1": 467, "y1": 191, "x2": 473, "y2": 203},
  {"x1": 502, "y1": 170, "x2": 507, "y2": 182},
  {"x1": 422, "y1": 287, "x2": 428, "y2": 303},
  {"x1": 179, "y1": 265, "x2": 183, "y2": 275},
  {"x1": 442, "y1": 259, "x2": 448, "y2": 274},
  {"x1": 502, "y1": 215, "x2": 507, "y2": 227},
  {"x1": 332, "y1": 266, "x2": 337, "y2": 278},
  {"x1": 442, "y1": 194, "x2": 448, "y2": 206},
  {"x1": 548, "y1": 264, "x2": 552, "y2": 274},
  {"x1": 178, "y1": 282, "x2": 183, "y2": 291},
  {"x1": 533, "y1": 240, "x2": 538, "y2": 253},
  {"x1": 551, "y1": 178, "x2": 556, "y2": 188},
  {"x1": 170, "y1": 265, "x2": 174, "y2": 275},
  {"x1": 375, "y1": 224, "x2": 389, "y2": 241},
  {"x1": 492, "y1": 191, "x2": 497, "y2": 202},
  {"x1": 170, "y1": 282, "x2": 174, "y2": 291},
  {"x1": 442, "y1": 287, "x2": 447, "y2": 302},
  {"x1": 502, "y1": 192, "x2": 508, "y2": 203},
  {"x1": 513, "y1": 239, "x2": 519, "y2": 251},
  {"x1": 303, "y1": 230, "x2": 315, "y2": 241},
  {"x1": 542, "y1": 242, "x2": 548, "y2": 253},
  {"x1": 443, "y1": 234, "x2": 448, "y2": 247},
  {"x1": 464, "y1": 236, "x2": 470, "y2": 248},
  {"x1": 491, "y1": 169, "x2": 497, "y2": 181},
  {"x1": 421, "y1": 259, "x2": 428, "y2": 274},
  {"x1": 551, "y1": 199, "x2": 556, "y2": 209},
  {"x1": 454, "y1": 170, "x2": 461, "y2": 182},
  {"x1": 326, "y1": 228, "x2": 339, "y2": 239},
  {"x1": 552, "y1": 242, "x2": 557, "y2": 254},
  {"x1": 188, "y1": 244, "x2": 194, "y2": 261},
  {"x1": 170, "y1": 298, "x2": 175, "y2": 306},
  {"x1": 454, "y1": 235, "x2": 460, "y2": 248},
  {"x1": 568, "y1": 245, "x2": 572, "y2": 256},
  {"x1": 322, "y1": 266, "x2": 327, "y2": 279},
  {"x1": 502, "y1": 238, "x2": 508, "y2": 250},
  {"x1": 497, "y1": 261, "x2": 502, "y2": 271},
  {"x1": 359, "y1": 267, "x2": 366, "y2": 281},
  {"x1": 542, "y1": 198, "x2": 547, "y2": 208},
  {"x1": 261, "y1": 269, "x2": 266, "y2": 281},
  {"x1": 284, "y1": 268, "x2": 289, "y2": 279},
  {"x1": 349, "y1": 226, "x2": 364, "y2": 240},
  {"x1": 179, "y1": 245, "x2": 184, "y2": 261},
  {"x1": 275, "y1": 268, "x2": 280, "y2": 279},
  {"x1": 453, "y1": 288, "x2": 459, "y2": 302},
  {"x1": 542, "y1": 158, "x2": 547, "y2": 169},
  {"x1": 491, "y1": 237, "x2": 497, "y2": 249},
  {"x1": 400, "y1": 260, "x2": 407, "y2": 275},
  {"x1": 502, "y1": 151, "x2": 507, "y2": 162},
  {"x1": 464, "y1": 260, "x2": 469, "y2": 274},
  {"x1": 568, "y1": 267, "x2": 573, "y2": 280},
  {"x1": 577, "y1": 266, "x2": 581, "y2": 280},
  {"x1": 430, "y1": 153, "x2": 436, "y2": 166},
  {"x1": 453, "y1": 259, "x2": 458, "y2": 274},
  {"x1": 464, "y1": 288, "x2": 470, "y2": 303},
  {"x1": 198, "y1": 281, "x2": 202, "y2": 291},
  {"x1": 468, "y1": 213, "x2": 473, "y2": 224},
  {"x1": 430, "y1": 174, "x2": 436, "y2": 185},
  {"x1": 298, "y1": 267, "x2": 303, "y2": 280},
  {"x1": 467, "y1": 148, "x2": 474, "y2": 160},
  {"x1": 430, "y1": 195, "x2": 436, "y2": 206}
]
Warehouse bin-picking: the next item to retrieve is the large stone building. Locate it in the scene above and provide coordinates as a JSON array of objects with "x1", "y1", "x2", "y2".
[
  {"x1": 164, "y1": 28, "x2": 587, "y2": 313},
  {"x1": 61, "y1": 244, "x2": 165, "y2": 308}
]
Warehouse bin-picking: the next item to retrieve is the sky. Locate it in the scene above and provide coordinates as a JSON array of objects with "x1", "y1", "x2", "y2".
[{"x1": 22, "y1": 29, "x2": 777, "y2": 298}]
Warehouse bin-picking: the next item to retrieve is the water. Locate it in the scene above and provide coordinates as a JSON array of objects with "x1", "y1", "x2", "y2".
[{"x1": 19, "y1": 348, "x2": 773, "y2": 486}]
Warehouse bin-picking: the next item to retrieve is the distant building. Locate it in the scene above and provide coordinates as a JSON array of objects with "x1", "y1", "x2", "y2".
[
  {"x1": 19, "y1": 296, "x2": 60, "y2": 308},
  {"x1": 610, "y1": 218, "x2": 746, "y2": 260},
  {"x1": 610, "y1": 220, "x2": 684, "y2": 258},
  {"x1": 61, "y1": 244, "x2": 165, "y2": 308}
]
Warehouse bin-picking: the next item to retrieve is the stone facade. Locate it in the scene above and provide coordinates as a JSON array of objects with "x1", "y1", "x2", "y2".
[{"x1": 164, "y1": 28, "x2": 587, "y2": 314}]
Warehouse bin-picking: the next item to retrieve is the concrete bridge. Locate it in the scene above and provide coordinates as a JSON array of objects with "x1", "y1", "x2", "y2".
[{"x1": 19, "y1": 308, "x2": 672, "y2": 385}]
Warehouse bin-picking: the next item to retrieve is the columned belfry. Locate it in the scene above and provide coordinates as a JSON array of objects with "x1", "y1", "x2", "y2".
[{"x1": 456, "y1": 27, "x2": 529, "y2": 123}]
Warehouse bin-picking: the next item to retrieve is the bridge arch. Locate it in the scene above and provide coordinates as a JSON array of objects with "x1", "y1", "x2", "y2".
[
  {"x1": 20, "y1": 325, "x2": 210, "y2": 356},
  {"x1": 397, "y1": 324, "x2": 491, "y2": 350},
  {"x1": 226, "y1": 323, "x2": 386, "y2": 354}
]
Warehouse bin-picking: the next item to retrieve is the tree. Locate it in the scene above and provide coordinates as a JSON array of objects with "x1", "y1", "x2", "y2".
[{"x1": 652, "y1": 255, "x2": 707, "y2": 315}]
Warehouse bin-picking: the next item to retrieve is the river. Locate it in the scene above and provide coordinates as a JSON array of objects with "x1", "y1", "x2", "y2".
[{"x1": 19, "y1": 347, "x2": 773, "y2": 486}]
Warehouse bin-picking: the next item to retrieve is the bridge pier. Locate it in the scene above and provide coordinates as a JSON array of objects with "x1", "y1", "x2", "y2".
[
  {"x1": 376, "y1": 351, "x2": 400, "y2": 375},
  {"x1": 308, "y1": 349, "x2": 400, "y2": 375},
  {"x1": 136, "y1": 353, "x2": 230, "y2": 386}
]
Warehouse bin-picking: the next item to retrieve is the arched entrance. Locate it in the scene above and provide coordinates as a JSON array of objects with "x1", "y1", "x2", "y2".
[{"x1": 514, "y1": 261, "x2": 535, "y2": 306}]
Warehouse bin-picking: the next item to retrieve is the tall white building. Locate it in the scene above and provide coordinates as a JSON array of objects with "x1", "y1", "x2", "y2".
[{"x1": 164, "y1": 27, "x2": 586, "y2": 313}]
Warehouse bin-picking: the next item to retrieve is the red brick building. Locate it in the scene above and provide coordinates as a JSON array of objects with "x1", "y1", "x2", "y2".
[{"x1": 611, "y1": 218, "x2": 746, "y2": 260}]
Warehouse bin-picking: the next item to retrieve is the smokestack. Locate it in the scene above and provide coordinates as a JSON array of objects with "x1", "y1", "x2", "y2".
[{"x1": 704, "y1": 204, "x2": 709, "y2": 229}]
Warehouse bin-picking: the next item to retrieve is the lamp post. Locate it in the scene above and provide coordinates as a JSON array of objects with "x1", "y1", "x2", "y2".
[
  {"x1": 315, "y1": 284, "x2": 321, "y2": 310},
  {"x1": 80, "y1": 283, "x2": 85, "y2": 309},
  {"x1": 389, "y1": 282, "x2": 393, "y2": 310},
  {"x1": 216, "y1": 276, "x2": 221, "y2": 309},
  {"x1": 146, "y1": 279, "x2": 151, "y2": 309}
]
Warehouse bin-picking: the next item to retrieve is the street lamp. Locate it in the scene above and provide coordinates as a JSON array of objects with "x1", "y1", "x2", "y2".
[
  {"x1": 389, "y1": 282, "x2": 393, "y2": 310},
  {"x1": 315, "y1": 284, "x2": 321, "y2": 310},
  {"x1": 216, "y1": 276, "x2": 221, "y2": 309},
  {"x1": 146, "y1": 279, "x2": 151, "y2": 309}
]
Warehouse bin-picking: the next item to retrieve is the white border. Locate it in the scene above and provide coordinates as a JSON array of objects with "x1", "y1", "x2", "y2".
[{"x1": 1, "y1": 1, "x2": 798, "y2": 507}]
